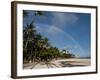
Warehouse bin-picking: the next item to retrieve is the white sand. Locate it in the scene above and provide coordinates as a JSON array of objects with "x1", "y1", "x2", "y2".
[
  {"x1": 23, "y1": 58, "x2": 91, "y2": 69},
  {"x1": 51, "y1": 58, "x2": 91, "y2": 67}
]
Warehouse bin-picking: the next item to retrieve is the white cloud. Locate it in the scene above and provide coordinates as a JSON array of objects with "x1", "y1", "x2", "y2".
[
  {"x1": 47, "y1": 26, "x2": 62, "y2": 35},
  {"x1": 35, "y1": 23, "x2": 63, "y2": 35},
  {"x1": 51, "y1": 12, "x2": 78, "y2": 28},
  {"x1": 35, "y1": 12, "x2": 78, "y2": 35}
]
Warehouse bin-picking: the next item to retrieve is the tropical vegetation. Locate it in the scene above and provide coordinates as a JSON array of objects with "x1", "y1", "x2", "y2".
[{"x1": 23, "y1": 11, "x2": 75, "y2": 63}]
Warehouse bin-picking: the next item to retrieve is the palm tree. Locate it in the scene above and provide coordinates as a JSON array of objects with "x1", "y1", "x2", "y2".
[
  {"x1": 35, "y1": 11, "x2": 44, "y2": 16},
  {"x1": 23, "y1": 10, "x2": 76, "y2": 64},
  {"x1": 62, "y1": 49, "x2": 66, "y2": 54},
  {"x1": 23, "y1": 11, "x2": 45, "y2": 63},
  {"x1": 23, "y1": 10, "x2": 28, "y2": 17}
]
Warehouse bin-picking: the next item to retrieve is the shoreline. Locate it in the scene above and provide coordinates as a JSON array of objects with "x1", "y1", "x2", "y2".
[{"x1": 23, "y1": 58, "x2": 91, "y2": 69}]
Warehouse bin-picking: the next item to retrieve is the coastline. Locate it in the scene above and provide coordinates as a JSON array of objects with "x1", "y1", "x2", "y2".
[{"x1": 23, "y1": 58, "x2": 91, "y2": 69}]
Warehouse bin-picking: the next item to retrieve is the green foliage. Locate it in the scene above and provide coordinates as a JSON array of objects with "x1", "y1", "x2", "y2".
[
  {"x1": 35, "y1": 11, "x2": 44, "y2": 16},
  {"x1": 23, "y1": 11, "x2": 28, "y2": 17},
  {"x1": 23, "y1": 11, "x2": 75, "y2": 63}
]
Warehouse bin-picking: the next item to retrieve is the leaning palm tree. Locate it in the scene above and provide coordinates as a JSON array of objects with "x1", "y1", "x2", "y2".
[
  {"x1": 23, "y1": 21, "x2": 36, "y2": 48},
  {"x1": 23, "y1": 11, "x2": 45, "y2": 63},
  {"x1": 23, "y1": 21, "x2": 37, "y2": 62}
]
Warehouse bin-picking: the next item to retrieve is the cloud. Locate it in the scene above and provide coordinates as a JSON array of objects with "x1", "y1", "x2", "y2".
[
  {"x1": 51, "y1": 12, "x2": 78, "y2": 28},
  {"x1": 35, "y1": 23, "x2": 62, "y2": 35},
  {"x1": 47, "y1": 26, "x2": 62, "y2": 35},
  {"x1": 35, "y1": 12, "x2": 78, "y2": 35}
]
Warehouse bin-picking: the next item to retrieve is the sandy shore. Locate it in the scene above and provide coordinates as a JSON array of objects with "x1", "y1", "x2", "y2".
[
  {"x1": 23, "y1": 58, "x2": 91, "y2": 69},
  {"x1": 51, "y1": 58, "x2": 91, "y2": 67}
]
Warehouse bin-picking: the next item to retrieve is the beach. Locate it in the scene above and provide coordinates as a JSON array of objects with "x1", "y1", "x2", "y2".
[{"x1": 23, "y1": 58, "x2": 91, "y2": 69}]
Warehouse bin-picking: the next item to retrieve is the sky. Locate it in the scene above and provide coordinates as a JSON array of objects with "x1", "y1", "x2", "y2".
[{"x1": 23, "y1": 10, "x2": 91, "y2": 58}]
